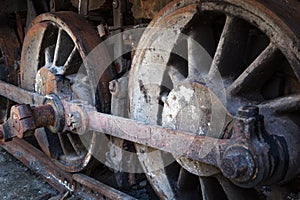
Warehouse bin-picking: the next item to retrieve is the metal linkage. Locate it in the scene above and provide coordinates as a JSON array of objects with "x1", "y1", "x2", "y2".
[
  {"x1": 0, "y1": 80, "x2": 295, "y2": 188},
  {"x1": 85, "y1": 104, "x2": 290, "y2": 188}
]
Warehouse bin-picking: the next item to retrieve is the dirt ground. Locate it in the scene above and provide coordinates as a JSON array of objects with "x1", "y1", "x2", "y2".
[
  {"x1": 0, "y1": 146, "x2": 151, "y2": 200},
  {"x1": 0, "y1": 147, "x2": 58, "y2": 200}
]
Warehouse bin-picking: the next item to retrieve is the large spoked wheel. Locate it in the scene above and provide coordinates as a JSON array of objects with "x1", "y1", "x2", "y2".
[
  {"x1": 130, "y1": 0, "x2": 300, "y2": 199},
  {"x1": 20, "y1": 12, "x2": 113, "y2": 172}
]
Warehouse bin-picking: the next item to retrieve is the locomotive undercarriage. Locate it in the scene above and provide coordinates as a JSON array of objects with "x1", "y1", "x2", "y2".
[{"x1": 0, "y1": 0, "x2": 299, "y2": 199}]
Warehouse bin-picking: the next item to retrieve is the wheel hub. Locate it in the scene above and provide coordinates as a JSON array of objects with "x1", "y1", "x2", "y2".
[
  {"x1": 35, "y1": 66, "x2": 72, "y2": 100},
  {"x1": 162, "y1": 82, "x2": 232, "y2": 176},
  {"x1": 163, "y1": 82, "x2": 217, "y2": 134}
]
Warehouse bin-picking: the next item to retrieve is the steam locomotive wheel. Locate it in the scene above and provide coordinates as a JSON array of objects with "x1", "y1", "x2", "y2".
[
  {"x1": 130, "y1": 0, "x2": 300, "y2": 199},
  {"x1": 20, "y1": 12, "x2": 112, "y2": 172}
]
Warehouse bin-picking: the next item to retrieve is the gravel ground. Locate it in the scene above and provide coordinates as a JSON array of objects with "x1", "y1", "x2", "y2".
[
  {"x1": 0, "y1": 147, "x2": 58, "y2": 200},
  {"x1": 0, "y1": 145, "x2": 158, "y2": 200}
]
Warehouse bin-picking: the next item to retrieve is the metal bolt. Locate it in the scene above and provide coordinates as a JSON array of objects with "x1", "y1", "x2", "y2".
[
  {"x1": 66, "y1": 113, "x2": 73, "y2": 127},
  {"x1": 220, "y1": 147, "x2": 254, "y2": 182},
  {"x1": 67, "y1": 112, "x2": 81, "y2": 131},
  {"x1": 237, "y1": 105, "x2": 259, "y2": 118},
  {"x1": 109, "y1": 80, "x2": 118, "y2": 93},
  {"x1": 221, "y1": 154, "x2": 248, "y2": 179}
]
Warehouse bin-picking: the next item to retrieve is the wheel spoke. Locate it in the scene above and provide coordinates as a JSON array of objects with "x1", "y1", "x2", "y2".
[
  {"x1": 67, "y1": 133, "x2": 81, "y2": 156},
  {"x1": 187, "y1": 36, "x2": 212, "y2": 79},
  {"x1": 216, "y1": 175, "x2": 259, "y2": 200},
  {"x1": 185, "y1": 15, "x2": 215, "y2": 80},
  {"x1": 34, "y1": 128, "x2": 51, "y2": 157},
  {"x1": 168, "y1": 65, "x2": 186, "y2": 85},
  {"x1": 209, "y1": 16, "x2": 249, "y2": 78},
  {"x1": 44, "y1": 47, "x2": 53, "y2": 66},
  {"x1": 53, "y1": 28, "x2": 62, "y2": 66},
  {"x1": 57, "y1": 133, "x2": 73, "y2": 156},
  {"x1": 135, "y1": 145, "x2": 176, "y2": 199},
  {"x1": 175, "y1": 168, "x2": 200, "y2": 198},
  {"x1": 227, "y1": 43, "x2": 280, "y2": 95},
  {"x1": 199, "y1": 177, "x2": 227, "y2": 200},
  {"x1": 177, "y1": 168, "x2": 198, "y2": 190},
  {"x1": 259, "y1": 94, "x2": 300, "y2": 113},
  {"x1": 63, "y1": 45, "x2": 77, "y2": 72}
]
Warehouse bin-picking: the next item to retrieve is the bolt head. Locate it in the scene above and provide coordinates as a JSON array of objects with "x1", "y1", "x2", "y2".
[
  {"x1": 67, "y1": 112, "x2": 81, "y2": 131},
  {"x1": 109, "y1": 80, "x2": 119, "y2": 94},
  {"x1": 220, "y1": 147, "x2": 255, "y2": 183},
  {"x1": 221, "y1": 155, "x2": 248, "y2": 179}
]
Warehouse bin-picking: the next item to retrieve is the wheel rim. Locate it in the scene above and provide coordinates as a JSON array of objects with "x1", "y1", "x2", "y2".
[
  {"x1": 130, "y1": 0, "x2": 300, "y2": 199},
  {"x1": 20, "y1": 12, "x2": 113, "y2": 172}
]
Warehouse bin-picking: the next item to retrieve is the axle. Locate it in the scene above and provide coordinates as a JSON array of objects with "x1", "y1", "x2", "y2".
[
  {"x1": 0, "y1": 80, "x2": 295, "y2": 188},
  {"x1": 0, "y1": 104, "x2": 55, "y2": 140}
]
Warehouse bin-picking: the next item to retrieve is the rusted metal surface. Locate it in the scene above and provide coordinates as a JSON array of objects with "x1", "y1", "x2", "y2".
[
  {"x1": 0, "y1": 0, "x2": 299, "y2": 199},
  {"x1": 108, "y1": 76, "x2": 135, "y2": 188},
  {"x1": 128, "y1": 0, "x2": 300, "y2": 198},
  {"x1": 200, "y1": 0, "x2": 300, "y2": 80},
  {"x1": 1, "y1": 138, "x2": 72, "y2": 193},
  {"x1": 10, "y1": 104, "x2": 38, "y2": 138},
  {"x1": 21, "y1": 12, "x2": 113, "y2": 113},
  {"x1": 1, "y1": 137, "x2": 137, "y2": 199},
  {"x1": 0, "y1": 83, "x2": 293, "y2": 188},
  {"x1": 129, "y1": 1, "x2": 205, "y2": 198},
  {"x1": 33, "y1": 105, "x2": 56, "y2": 128},
  {"x1": 162, "y1": 82, "x2": 231, "y2": 177},
  {"x1": 73, "y1": 174, "x2": 137, "y2": 200},
  {"x1": 87, "y1": 107, "x2": 225, "y2": 166},
  {"x1": 113, "y1": 0, "x2": 124, "y2": 73},
  {"x1": 19, "y1": 11, "x2": 114, "y2": 172},
  {"x1": 0, "y1": 79, "x2": 224, "y2": 164},
  {"x1": 84, "y1": 103, "x2": 292, "y2": 187},
  {"x1": 0, "y1": 16, "x2": 21, "y2": 124},
  {"x1": 0, "y1": 104, "x2": 56, "y2": 142},
  {"x1": 0, "y1": 80, "x2": 45, "y2": 105},
  {"x1": 129, "y1": 0, "x2": 173, "y2": 19}
]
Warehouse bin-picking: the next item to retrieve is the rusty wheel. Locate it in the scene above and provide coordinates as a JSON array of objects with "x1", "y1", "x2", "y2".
[
  {"x1": 130, "y1": 0, "x2": 300, "y2": 199},
  {"x1": 20, "y1": 12, "x2": 112, "y2": 172}
]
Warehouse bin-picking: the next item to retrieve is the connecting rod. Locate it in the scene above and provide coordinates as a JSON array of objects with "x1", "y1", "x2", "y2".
[{"x1": 0, "y1": 80, "x2": 292, "y2": 188}]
